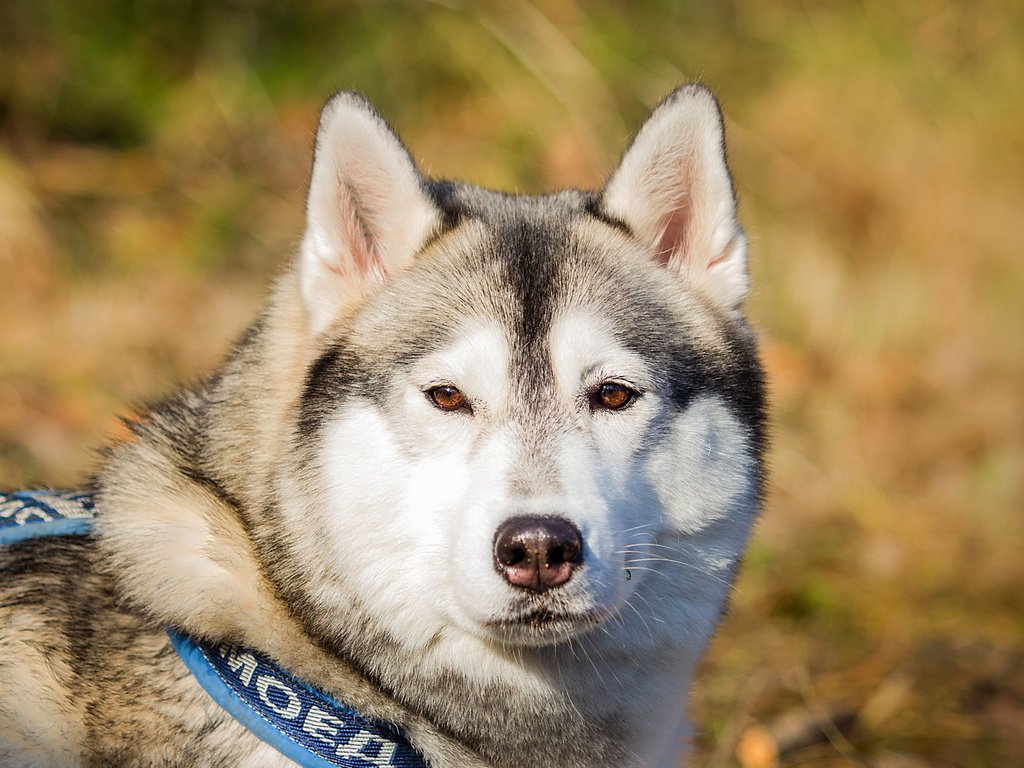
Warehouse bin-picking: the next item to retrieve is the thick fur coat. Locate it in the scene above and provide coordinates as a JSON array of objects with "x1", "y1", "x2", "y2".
[{"x1": 0, "y1": 85, "x2": 766, "y2": 767}]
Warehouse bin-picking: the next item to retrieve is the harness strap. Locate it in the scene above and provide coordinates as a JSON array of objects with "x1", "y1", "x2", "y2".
[
  {"x1": 0, "y1": 490, "x2": 94, "y2": 543},
  {"x1": 0, "y1": 490, "x2": 428, "y2": 768}
]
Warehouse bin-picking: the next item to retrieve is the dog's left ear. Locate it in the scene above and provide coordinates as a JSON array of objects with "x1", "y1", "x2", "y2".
[
  {"x1": 299, "y1": 92, "x2": 440, "y2": 335},
  {"x1": 602, "y1": 84, "x2": 748, "y2": 312}
]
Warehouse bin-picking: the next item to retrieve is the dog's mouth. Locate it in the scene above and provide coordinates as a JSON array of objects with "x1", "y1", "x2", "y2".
[{"x1": 484, "y1": 606, "x2": 607, "y2": 644}]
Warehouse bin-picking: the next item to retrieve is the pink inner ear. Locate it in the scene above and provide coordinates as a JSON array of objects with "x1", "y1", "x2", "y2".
[
  {"x1": 654, "y1": 195, "x2": 692, "y2": 267},
  {"x1": 337, "y1": 182, "x2": 385, "y2": 278}
]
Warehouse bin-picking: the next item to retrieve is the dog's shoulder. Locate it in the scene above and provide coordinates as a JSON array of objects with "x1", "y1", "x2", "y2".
[{"x1": 0, "y1": 515, "x2": 287, "y2": 766}]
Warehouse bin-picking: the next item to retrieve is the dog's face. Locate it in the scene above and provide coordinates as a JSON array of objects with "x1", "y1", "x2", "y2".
[{"x1": 272, "y1": 88, "x2": 765, "y2": 664}]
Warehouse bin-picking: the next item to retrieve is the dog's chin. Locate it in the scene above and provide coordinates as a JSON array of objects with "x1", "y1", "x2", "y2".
[{"x1": 482, "y1": 606, "x2": 607, "y2": 648}]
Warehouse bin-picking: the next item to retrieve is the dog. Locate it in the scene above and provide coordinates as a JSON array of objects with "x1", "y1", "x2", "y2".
[{"x1": 0, "y1": 84, "x2": 766, "y2": 767}]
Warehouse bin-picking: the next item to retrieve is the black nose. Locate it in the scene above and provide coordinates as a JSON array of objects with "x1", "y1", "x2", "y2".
[{"x1": 493, "y1": 516, "x2": 583, "y2": 593}]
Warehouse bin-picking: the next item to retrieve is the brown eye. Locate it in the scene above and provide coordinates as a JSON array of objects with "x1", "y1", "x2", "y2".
[
  {"x1": 426, "y1": 385, "x2": 469, "y2": 412},
  {"x1": 591, "y1": 382, "x2": 638, "y2": 411}
]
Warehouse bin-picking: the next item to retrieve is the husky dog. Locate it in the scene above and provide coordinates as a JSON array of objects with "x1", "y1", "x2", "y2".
[{"x1": 0, "y1": 84, "x2": 765, "y2": 767}]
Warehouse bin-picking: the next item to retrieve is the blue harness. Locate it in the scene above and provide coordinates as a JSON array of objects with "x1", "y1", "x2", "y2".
[{"x1": 0, "y1": 490, "x2": 427, "y2": 768}]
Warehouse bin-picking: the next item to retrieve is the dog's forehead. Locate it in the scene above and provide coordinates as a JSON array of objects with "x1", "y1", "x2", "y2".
[
  {"x1": 302, "y1": 194, "x2": 764, "y2": 452},
  {"x1": 350, "y1": 202, "x2": 688, "y2": 361}
]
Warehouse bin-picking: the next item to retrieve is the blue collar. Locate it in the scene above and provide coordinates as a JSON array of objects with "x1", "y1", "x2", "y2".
[{"x1": 0, "y1": 490, "x2": 427, "y2": 768}]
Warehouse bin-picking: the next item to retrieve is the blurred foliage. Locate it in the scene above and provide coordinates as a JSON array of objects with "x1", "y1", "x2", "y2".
[{"x1": 1, "y1": 1, "x2": 1022, "y2": 766}]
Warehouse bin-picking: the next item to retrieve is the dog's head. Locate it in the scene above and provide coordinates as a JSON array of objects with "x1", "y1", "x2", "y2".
[{"x1": 259, "y1": 87, "x2": 765, "y2": 663}]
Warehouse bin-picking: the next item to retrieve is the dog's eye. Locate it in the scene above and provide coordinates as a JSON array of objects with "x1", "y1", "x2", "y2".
[
  {"x1": 590, "y1": 382, "x2": 639, "y2": 412},
  {"x1": 426, "y1": 385, "x2": 470, "y2": 412}
]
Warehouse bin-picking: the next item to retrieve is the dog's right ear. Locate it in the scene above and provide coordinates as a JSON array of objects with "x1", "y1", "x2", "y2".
[{"x1": 299, "y1": 92, "x2": 440, "y2": 336}]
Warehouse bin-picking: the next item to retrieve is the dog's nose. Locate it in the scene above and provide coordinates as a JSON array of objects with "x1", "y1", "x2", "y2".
[{"x1": 493, "y1": 516, "x2": 583, "y2": 593}]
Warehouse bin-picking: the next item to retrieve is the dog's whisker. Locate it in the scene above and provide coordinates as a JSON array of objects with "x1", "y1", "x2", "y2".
[{"x1": 616, "y1": 522, "x2": 658, "y2": 535}]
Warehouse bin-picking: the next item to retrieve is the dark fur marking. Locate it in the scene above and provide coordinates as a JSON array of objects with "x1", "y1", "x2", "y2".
[
  {"x1": 425, "y1": 180, "x2": 468, "y2": 233},
  {"x1": 499, "y1": 220, "x2": 561, "y2": 348},
  {"x1": 298, "y1": 343, "x2": 346, "y2": 438},
  {"x1": 582, "y1": 192, "x2": 633, "y2": 237},
  {"x1": 297, "y1": 341, "x2": 396, "y2": 438}
]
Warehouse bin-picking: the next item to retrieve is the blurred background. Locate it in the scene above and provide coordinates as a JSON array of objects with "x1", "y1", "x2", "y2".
[{"x1": 1, "y1": 1, "x2": 1020, "y2": 765}]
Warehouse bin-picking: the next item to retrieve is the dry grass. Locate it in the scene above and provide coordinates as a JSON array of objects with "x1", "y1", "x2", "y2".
[{"x1": 1, "y1": 2, "x2": 1021, "y2": 765}]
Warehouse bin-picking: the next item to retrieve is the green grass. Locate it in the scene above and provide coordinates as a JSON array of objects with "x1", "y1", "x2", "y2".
[{"x1": 1, "y1": 2, "x2": 1021, "y2": 764}]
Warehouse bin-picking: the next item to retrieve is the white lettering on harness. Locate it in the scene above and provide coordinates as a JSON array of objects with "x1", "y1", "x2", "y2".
[
  {"x1": 210, "y1": 642, "x2": 402, "y2": 765},
  {"x1": 303, "y1": 704, "x2": 398, "y2": 765},
  {"x1": 256, "y1": 675, "x2": 302, "y2": 720},
  {"x1": 303, "y1": 704, "x2": 343, "y2": 742},
  {"x1": 220, "y1": 645, "x2": 258, "y2": 687},
  {"x1": 12, "y1": 508, "x2": 52, "y2": 524},
  {"x1": 344, "y1": 730, "x2": 397, "y2": 765}
]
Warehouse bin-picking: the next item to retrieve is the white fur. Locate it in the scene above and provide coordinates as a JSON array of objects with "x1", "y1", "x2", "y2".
[{"x1": 603, "y1": 84, "x2": 749, "y2": 312}]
